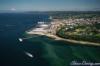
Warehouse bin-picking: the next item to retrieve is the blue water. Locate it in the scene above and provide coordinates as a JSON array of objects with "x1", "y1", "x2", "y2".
[
  {"x1": 0, "y1": 13, "x2": 100, "y2": 66},
  {"x1": 0, "y1": 13, "x2": 49, "y2": 66}
]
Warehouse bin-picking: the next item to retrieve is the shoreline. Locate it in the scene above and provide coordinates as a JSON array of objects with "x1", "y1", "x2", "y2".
[
  {"x1": 26, "y1": 31, "x2": 100, "y2": 46},
  {"x1": 43, "y1": 34, "x2": 100, "y2": 46},
  {"x1": 26, "y1": 18, "x2": 100, "y2": 47}
]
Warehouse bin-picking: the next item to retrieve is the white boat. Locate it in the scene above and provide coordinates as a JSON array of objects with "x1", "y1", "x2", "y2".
[
  {"x1": 18, "y1": 38, "x2": 23, "y2": 42},
  {"x1": 25, "y1": 52, "x2": 34, "y2": 58}
]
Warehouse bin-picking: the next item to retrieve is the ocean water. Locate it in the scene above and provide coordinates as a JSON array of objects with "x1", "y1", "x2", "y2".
[{"x1": 0, "y1": 13, "x2": 100, "y2": 66}]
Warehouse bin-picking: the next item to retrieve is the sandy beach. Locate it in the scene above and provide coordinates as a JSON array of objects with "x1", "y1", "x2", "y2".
[{"x1": 27, "y1": 31, "x2": 100, "y2": 46}]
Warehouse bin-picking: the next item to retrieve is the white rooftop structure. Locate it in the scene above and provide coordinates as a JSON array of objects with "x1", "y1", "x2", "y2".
[
  {"x1": 39, "y1": 24, "x2": 49, "y2": 27},
  {"x1": 49, "y1": 16, "x2": 52, "y2": 20},
  {"x1": 38, "y1": 22, "x2": 45, "y2": 24}
]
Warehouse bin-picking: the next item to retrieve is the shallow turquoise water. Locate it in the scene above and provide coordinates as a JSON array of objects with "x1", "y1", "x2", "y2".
[{"x1": 24, "y1": 35, "x2": 100, "y2": 66}]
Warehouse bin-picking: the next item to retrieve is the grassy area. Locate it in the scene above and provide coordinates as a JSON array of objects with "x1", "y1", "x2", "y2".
[{"x1": 56, "y1": 23, "x2": 100, "y2": 43}]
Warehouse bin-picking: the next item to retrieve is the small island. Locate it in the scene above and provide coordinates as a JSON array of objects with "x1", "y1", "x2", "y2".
[{"x1": 26, "y1": 12, "x2": 100, "y2": 46}]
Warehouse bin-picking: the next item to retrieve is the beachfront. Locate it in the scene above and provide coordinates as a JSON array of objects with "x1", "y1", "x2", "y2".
[{"x1": 26, "y1": 17, "x2": 100, "y2": 46}]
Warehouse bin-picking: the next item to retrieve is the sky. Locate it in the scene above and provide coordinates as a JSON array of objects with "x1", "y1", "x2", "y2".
[{"x1": 0, "y1": 0, "x2": 100, "y2": 11}]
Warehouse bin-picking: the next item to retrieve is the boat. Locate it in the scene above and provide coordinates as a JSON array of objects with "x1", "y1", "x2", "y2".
[
  {"x1": 18, "y1": 38, "x2": 23, "y2": 42},
  {"x1": 25, "y1": 52, "x2": 34, "y2": 58}
]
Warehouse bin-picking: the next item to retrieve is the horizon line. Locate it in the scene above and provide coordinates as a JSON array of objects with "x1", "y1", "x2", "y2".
[{"x1": 0, "y1": 10, "x2": 100, "y2": 13}]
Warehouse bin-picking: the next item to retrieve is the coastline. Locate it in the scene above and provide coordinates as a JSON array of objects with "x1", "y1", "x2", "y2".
[
  {"x1": 26, "y1": 18, "x2": 100, "y2": 47},
  {"x1": 26, "y1": 31, "x2": 100, "y2": 46}
]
